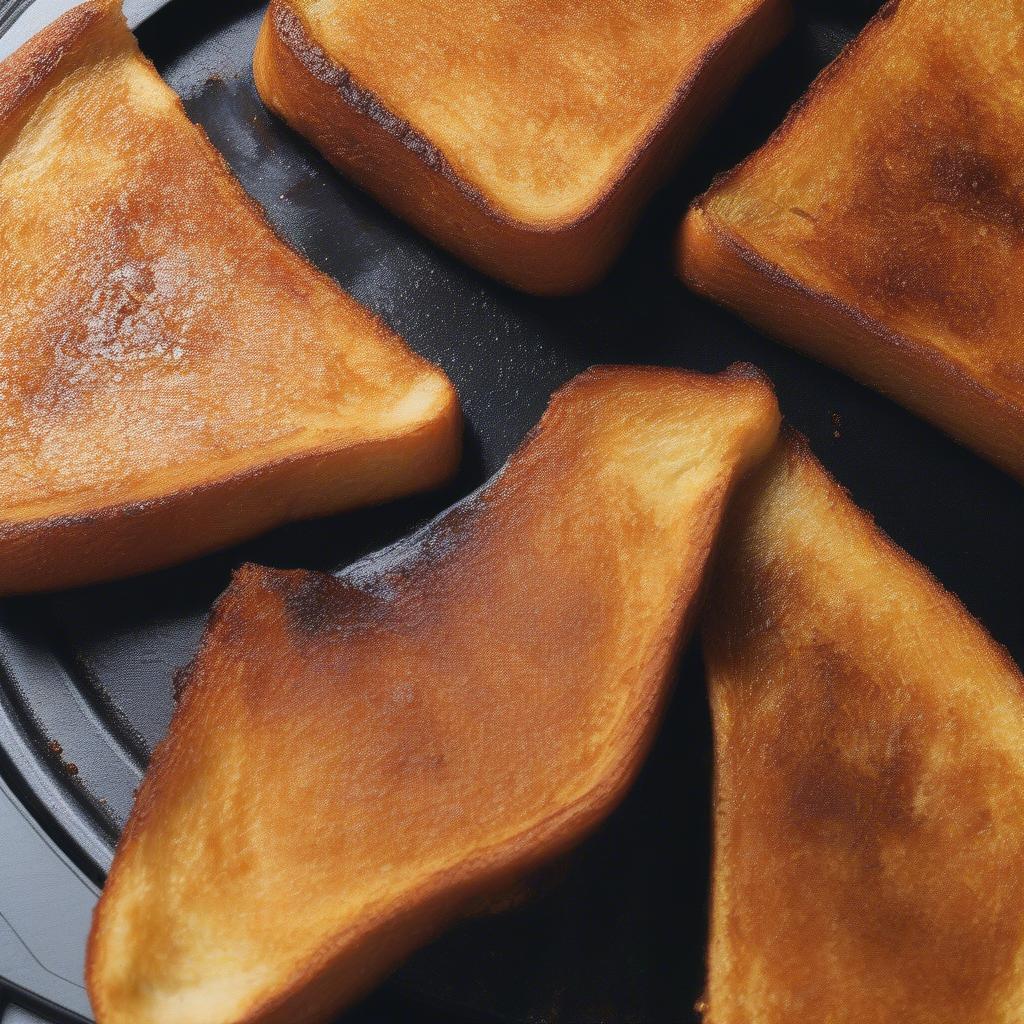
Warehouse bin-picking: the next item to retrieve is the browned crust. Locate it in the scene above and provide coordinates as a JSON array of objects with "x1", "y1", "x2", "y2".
[
  {"x1": 692, "y1": 209, "x2": 1024, "y2": 426},
  {"x1": 254, "y1": 0, "x2": 791, "y2": 294},
  {"x1": 0, "y1": 1, "x2": 462, "y2": 594},
  {"x1": 0, "y1": 401, "x2": 461, "y2": 595},
  {"x1": 557, "y1": 360, "x2": 775, "y2": 391},
  {"x1": 261, "y1": 2, "x2": 510, "y2": 230},
  {"x1": 87, "y1": 365, "x2": 780, "y2": 1024}
]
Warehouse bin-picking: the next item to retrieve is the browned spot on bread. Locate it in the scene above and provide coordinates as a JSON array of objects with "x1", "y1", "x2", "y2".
[
  {"x1": 785, "y1": 651, "x2": 924, "y2": 840},
  {"x1": 801, "y1": 68, "x2": 1023, "y2": 340},
  {"x1": 274, "y1": 568, "x2": 399, "y2": 648},
  {"x1": 930, "y1": 142, "x2": 1024, "y2": 233}
]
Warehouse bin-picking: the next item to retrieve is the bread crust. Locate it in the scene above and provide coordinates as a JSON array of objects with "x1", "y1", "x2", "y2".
[
  {"x1": 0, "y1": 406, "x2": 461, "y2": 594},
  {"x1": 679, "y1": 0, "x2": 1024, "y2": 480},
  {"x1": 254, "y1": 0, "x2": 790, "y2": 294},
  {"x1": 0, "y1": 1, "x2": 461, "y2": 594}
]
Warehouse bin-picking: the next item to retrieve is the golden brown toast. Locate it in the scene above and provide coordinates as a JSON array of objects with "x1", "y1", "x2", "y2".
[
  {"x1": 253, "y1": 0, "x2": 790, "y2": 295},
  {"x1": 0, "y1": 1, "x2": 460, "y2": 595},
  {"x1": 87, "y1": 365, "x2": 780, "y2": 1024},
  {"x1": 680, "y1": 0, "x2": 1024, "y2": 480},
  {"x1": 702, "y1": 433, "x2": 1024, "y2": 1024}
]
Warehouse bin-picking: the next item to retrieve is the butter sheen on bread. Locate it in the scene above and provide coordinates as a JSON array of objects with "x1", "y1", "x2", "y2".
[
  {"x1": 681, "y1": 0, "x2": 1024, "y2": 480},
  {"x1": 254, "y1": 0, "x2": 790, "y2": 294},
  {"x1": 87, "y1": 365, "x2": 780, "y2": 1024},
  {"x1": 702, "y1": 434, "x2": 1024, "y2": 1023},
  {"x1": 0, "y1": 0, "x2": 460, "y2": 595}
]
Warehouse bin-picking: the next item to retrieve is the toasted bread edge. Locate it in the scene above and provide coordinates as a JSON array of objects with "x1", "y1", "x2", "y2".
[
  {"x1": 0, "y1": 387, "x2": 461, "y2": 595},
  {"x1": 679, "y1": 203, "x2": 1024, "y2": 482},
  {"x1": 0, "y1": 0, "x2": 119, "y2": 145},
  {"x1": 253, "y1": 0, "x2": 791, "y2": 294}
]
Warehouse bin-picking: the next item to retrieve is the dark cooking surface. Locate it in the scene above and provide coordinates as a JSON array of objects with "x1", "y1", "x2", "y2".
[{"x1": 1, "y1": 1, "x2": 1021, "y2": 1021}]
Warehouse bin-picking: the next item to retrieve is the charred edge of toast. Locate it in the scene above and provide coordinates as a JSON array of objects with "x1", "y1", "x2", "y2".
[
  {"x1": 263, "y1": 0, "x2": 791, "y2": 234},
  {"x1": 567, "y1": 362, "x2": 776, "y2": 392},
  {"x1": 690, "y1": 0, "x2": 901, "y2": 204},
  {"x1": 681, "y1": 211, "x2": 1024, "y2": 432},
  {"x1": 0, "y1": 0, "x2": 118, "y2": 138},
  {"x1": 264, "y1": 2, "x2": 496, "y2": 217}
]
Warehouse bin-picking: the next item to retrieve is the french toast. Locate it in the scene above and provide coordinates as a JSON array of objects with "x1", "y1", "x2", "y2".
[
  {"x1": 702, "y1": 433, "x2": 1024, "y2": 1023},
  {"x1": 0, "y1": 1, "x2": 460, "y2": 595},
  {"x1": 87, "y1": 365, "x2": 780, "y2": 1024},
  {"x1": 680, "y1": 0, "x2": 1024, "y2": 480},
  {"x1": 253, "y1": 0, "x2": 790, "y2": 295}
]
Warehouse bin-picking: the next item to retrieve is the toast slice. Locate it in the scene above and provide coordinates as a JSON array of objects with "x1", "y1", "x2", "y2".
[
  {"x1": 702, "y1": 434, "x2": 1024, "y2": 1023},
  {"x1": 87, "y1": 365, "x2": 780, "y2": 1024},
  {"x1": 0, "y1": 1, "x2": 460, "y2": 595},
  {"x1": 680, "y1": 0, "x2": 1024, "y2": 480},
  {"x1": 253, "y1": 0, "x2": 790, "y2": 295}
]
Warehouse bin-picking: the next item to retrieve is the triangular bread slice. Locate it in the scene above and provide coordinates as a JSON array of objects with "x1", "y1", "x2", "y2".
[
  {"x1": 87, "y1": 365, "x2": 779, "y2": 1024},
  {"x1": 701, "y1": 433, "x2": 1024, "y2": 1023},
  {"x1": 680, "y1": 0, "x2": 1024, "y2": 480},
  {"x1": 0, "y1": 0, "x2": 460, "y2": 595},
  {"x1": 254, "y1": 0, "x2": 790, "y2": 294}
]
